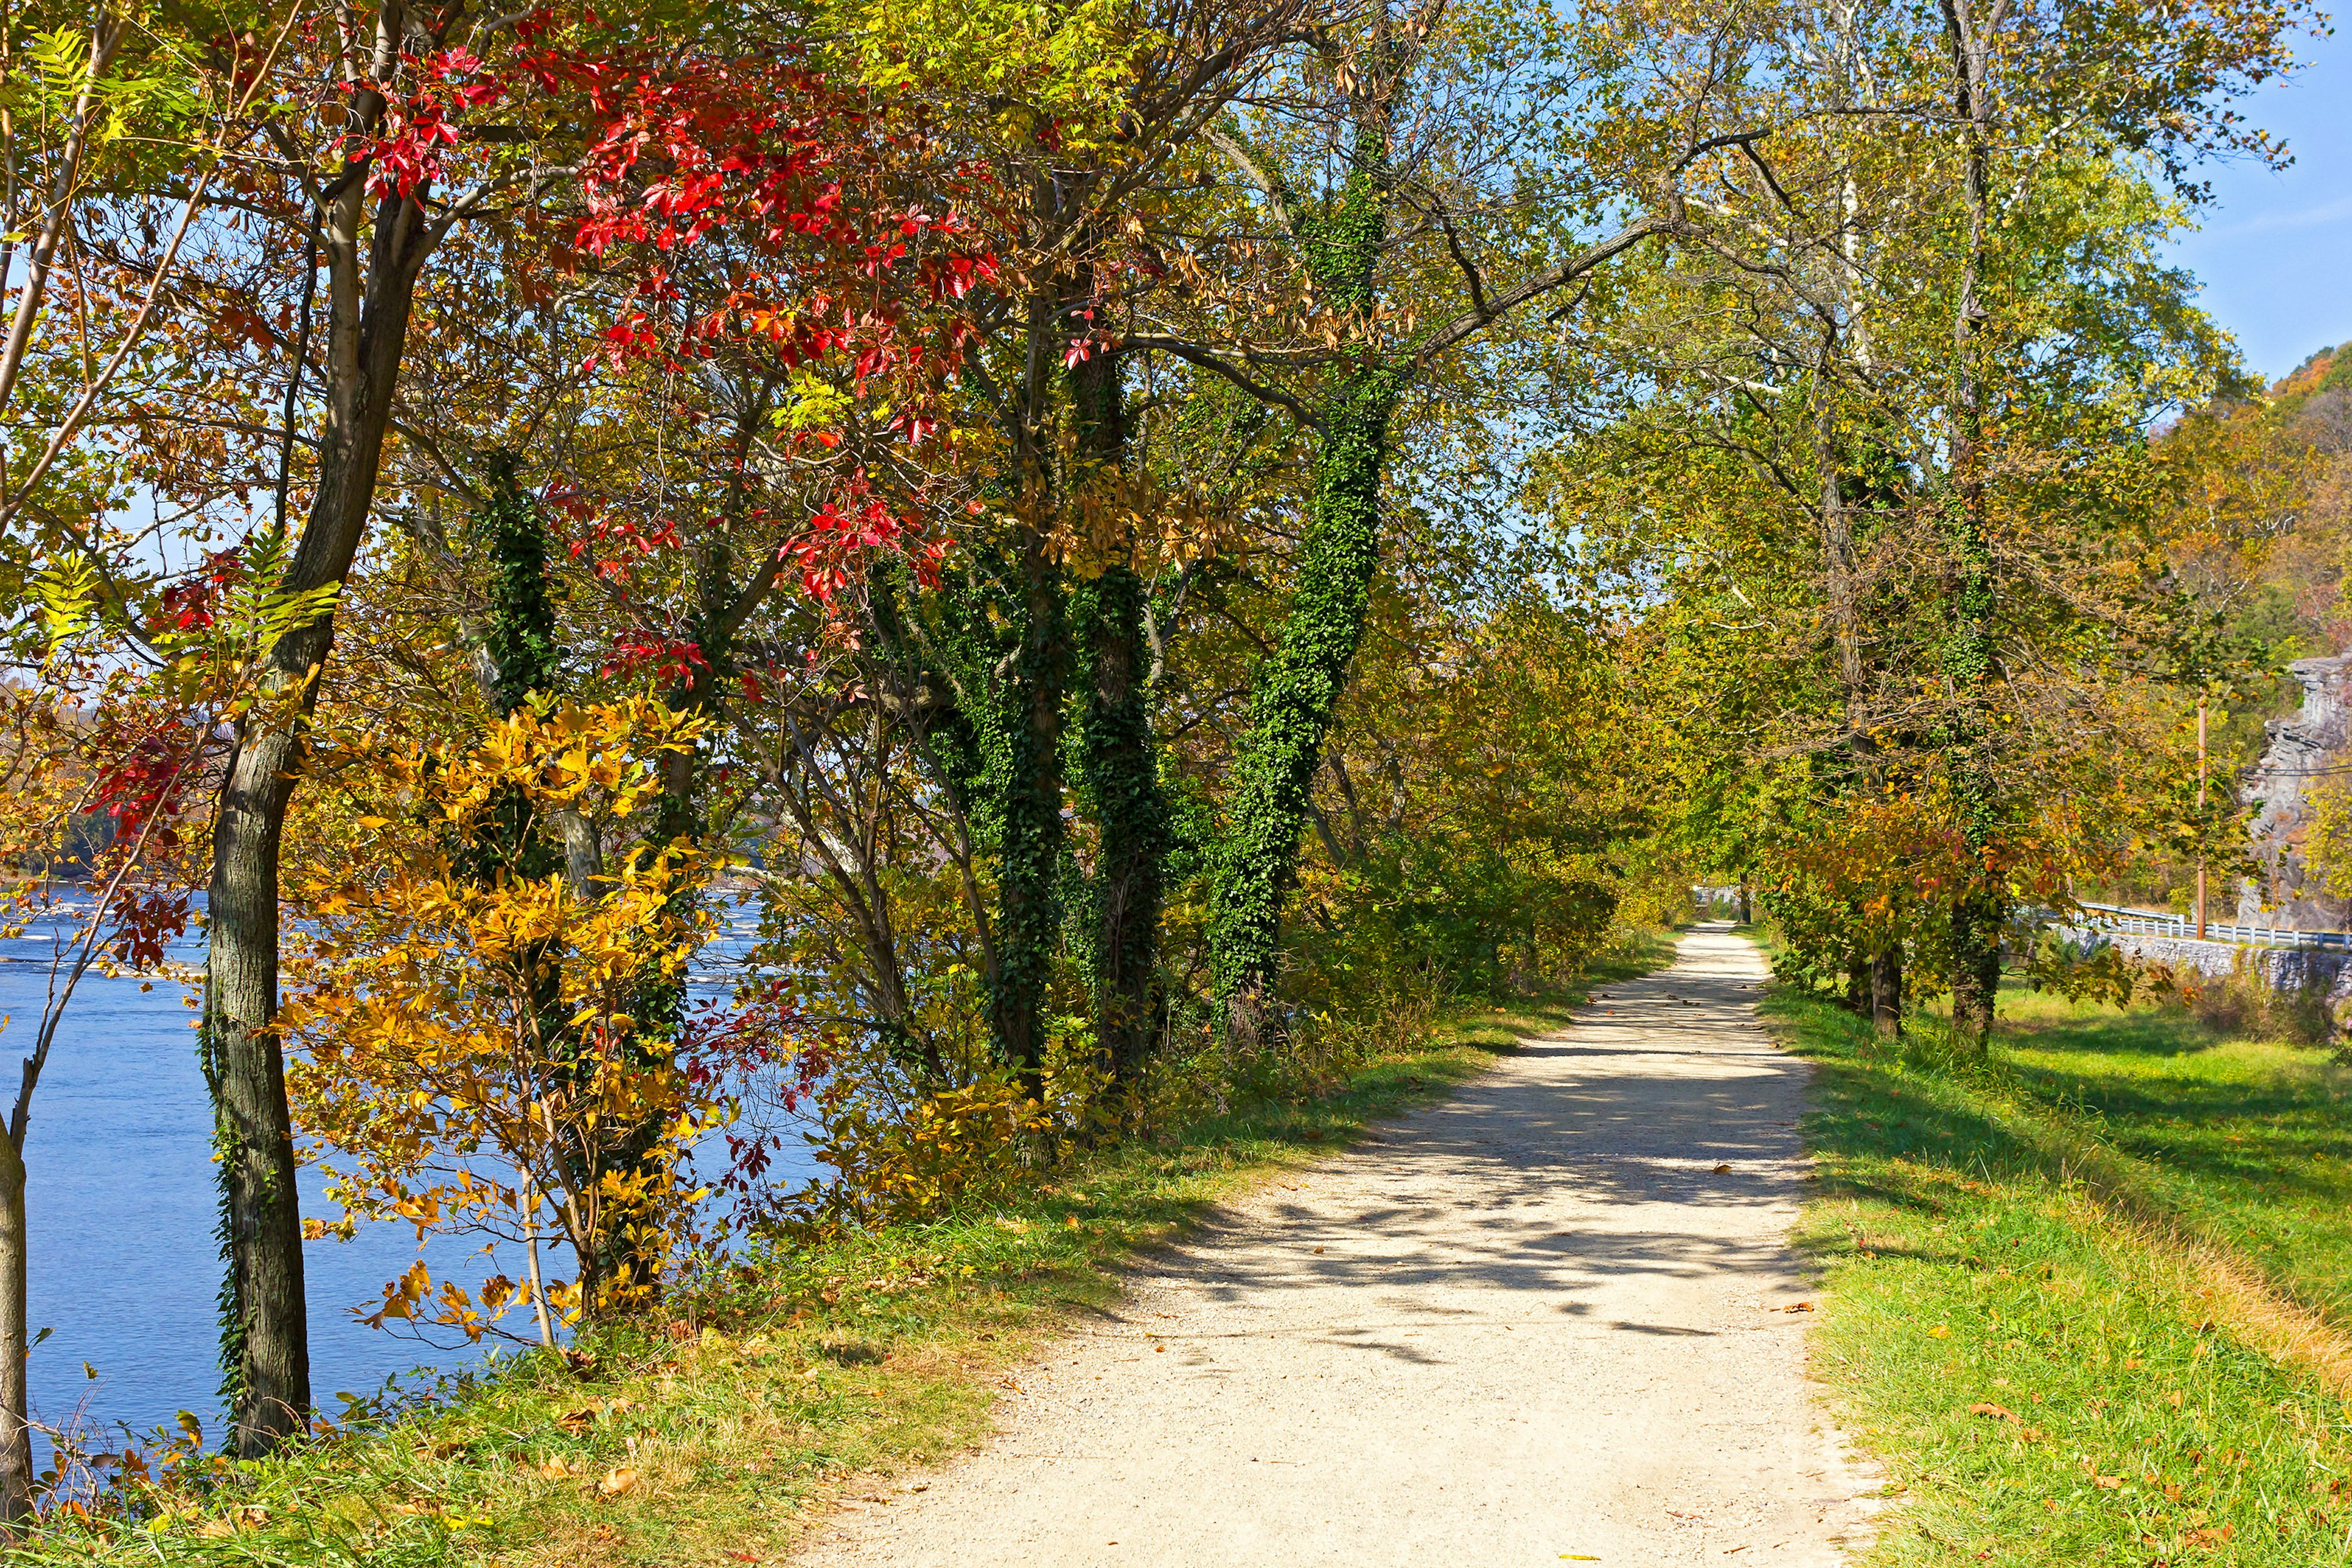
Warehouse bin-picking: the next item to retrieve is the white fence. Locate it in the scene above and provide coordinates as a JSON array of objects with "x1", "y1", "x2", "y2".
[{"x1": 2071, "y1": 900, "x2": 2352, "y2": 954}]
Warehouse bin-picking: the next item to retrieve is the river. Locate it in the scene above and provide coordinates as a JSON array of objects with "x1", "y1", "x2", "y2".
[{"x1": 7, "y1": 899, "x2": 815, "y2": 1457}]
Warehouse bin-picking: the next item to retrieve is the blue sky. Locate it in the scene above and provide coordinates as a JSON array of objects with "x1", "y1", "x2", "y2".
[{"x1": 2163, "y1": 21, "x2": 2352, "y2": 383}]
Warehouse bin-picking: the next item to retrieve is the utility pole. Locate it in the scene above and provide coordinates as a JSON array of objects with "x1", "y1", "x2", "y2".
[{"x1": 2196, "y1": 698, "x2": 2208, "y2": 941}]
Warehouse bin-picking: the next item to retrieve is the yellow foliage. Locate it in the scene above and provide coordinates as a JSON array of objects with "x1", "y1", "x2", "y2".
[{"x1": 283, "y1": 698, "x2": 725, "y2": 1343}]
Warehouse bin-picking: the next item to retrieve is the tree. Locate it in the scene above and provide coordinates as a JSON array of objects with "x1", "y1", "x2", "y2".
[
  {"x1": 1140, "y1": 0, "x2": 1750, "y2": 1042},
  {"x1": 1540, "y1": 0, "x2": 2306, "y2": 1041}
]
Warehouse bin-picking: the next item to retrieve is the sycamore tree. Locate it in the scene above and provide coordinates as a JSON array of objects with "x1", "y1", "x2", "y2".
[{"x1": 1541, "y1": 0, "x2": 2307, "y2": 1041}]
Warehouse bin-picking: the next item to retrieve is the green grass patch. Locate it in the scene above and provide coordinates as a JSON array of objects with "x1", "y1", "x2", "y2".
[
  {"x1": 1995, "y1": 989, "x2": 2352, "y2": 1330},
  {"x1": 21, "y1": 933, "x2": 1673, "y2": 1567},
  {"x1": 1770, "y1": 983, "x2": 2352, "y2": 1565}
]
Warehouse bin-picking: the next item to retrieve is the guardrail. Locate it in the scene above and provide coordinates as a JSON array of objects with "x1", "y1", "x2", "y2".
[{"x1": 2070, "y1": 900, "x2": 2352, "y2": 954}]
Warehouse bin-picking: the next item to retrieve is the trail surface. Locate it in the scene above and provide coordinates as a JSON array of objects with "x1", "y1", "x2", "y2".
[{"x1": 796, "y1": 925, "x2": 1881, "y2": 1567}]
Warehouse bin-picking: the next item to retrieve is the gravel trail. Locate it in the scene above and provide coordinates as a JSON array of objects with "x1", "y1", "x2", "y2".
[{"x1": 794, "y1": 923, "x2": 1882, "y2": 1567}]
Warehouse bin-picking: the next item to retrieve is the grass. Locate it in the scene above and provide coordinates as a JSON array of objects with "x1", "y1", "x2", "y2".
[
  {"x1": 1767, "y1": 978, "x2": 2352, "y2": 1565},
  {"x1": 20, "y1": 932, "x2": 1673, "y2": 1567},
  {"x1": 1996, "y1": 990, "x2": 2352, "y2": 1332}
]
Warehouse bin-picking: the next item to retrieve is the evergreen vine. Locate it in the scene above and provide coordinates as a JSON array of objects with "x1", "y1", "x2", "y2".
[{"x1": 1207, "y1": 149, "x2": 1401, "y2": 1040}]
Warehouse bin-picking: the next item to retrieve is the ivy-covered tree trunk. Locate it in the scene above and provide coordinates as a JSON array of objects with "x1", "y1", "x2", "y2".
[
  {"x1": 1208, "y1": 356, "x2": 1398, "y2": 1044},
  {"x1": 473, "y1": 451, "x2": 562, "y2": 717},
  {"x1": 1075, "y1": 562, "x2": 1167, "y2": 1082},
  {"x1": 1943, "y1": 503, "x2": 2002, "y2": 1044},
  {"x1": 991, "y1": 537, "x2": 1068, "y2": 1102},
  {"x1": 1942, "y1": 0, "x2": 2003, "y2": 1048},
  {"x1": 1066, "y1": 333, "x2": 1168, "y2": 1085}
]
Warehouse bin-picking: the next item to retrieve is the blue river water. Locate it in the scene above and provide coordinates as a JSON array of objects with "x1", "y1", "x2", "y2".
[{"x1": 6, "y1": 900, "x2": 815, "y2": 1455}]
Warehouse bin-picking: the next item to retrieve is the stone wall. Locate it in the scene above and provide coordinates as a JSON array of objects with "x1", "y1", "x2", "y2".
[{"x1": 2059, "y1": 925, "x2": 2352, "y2": 1008}]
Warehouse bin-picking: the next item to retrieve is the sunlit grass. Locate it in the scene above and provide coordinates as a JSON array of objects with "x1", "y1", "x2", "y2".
[
  {"x1": 1995, "y1": 989, "x2": 2352, "y2": 1329},
  {"x1": 1774, "y1": 984, "x2": 2352, "y2": 1565}
]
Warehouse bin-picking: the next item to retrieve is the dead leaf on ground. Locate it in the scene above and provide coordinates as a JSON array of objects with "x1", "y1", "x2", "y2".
[
  {"x1": 598, "y1": 1466, "x2": 641, "y2": 1496},
  {"x1": 1713, "y1": 1163, "x2": 1732, "y2": 1174},
  {"x1": 1782, "y1": 1301, "x2": 1814, "y2": 1313},
  {"x1": 1970, "y1": 1402, "x2": 2020, "y2": 1423}
]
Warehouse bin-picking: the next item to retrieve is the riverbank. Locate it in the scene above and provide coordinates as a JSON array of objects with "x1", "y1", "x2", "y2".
[
  {"x1": 17, "y1": 935, "x2": 1672, "y2": 1566},
  {"x1": 1768, "y1": 968, "x2": 2352, "y2": 1564}
]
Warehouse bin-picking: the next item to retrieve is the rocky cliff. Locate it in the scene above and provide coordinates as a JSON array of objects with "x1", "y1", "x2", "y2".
[{"x1": 2239, "y1": 654, "x2": 2352, "y2": 928}]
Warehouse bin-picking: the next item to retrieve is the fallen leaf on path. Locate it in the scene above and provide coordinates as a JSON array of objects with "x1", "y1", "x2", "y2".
[
  {"x1": 1713, "y1": 1163, "x2": 1732, "y2": 1174},
  {"x1": 1782, "y1": 1302, "x2": 1814, "y2": 1313},
  {"x1": 1313, "y1": 1246, "x2": 1324, "y2": 1254}
]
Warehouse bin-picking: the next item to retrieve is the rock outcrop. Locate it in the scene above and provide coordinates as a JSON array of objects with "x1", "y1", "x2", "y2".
[{"x1": 2239, "y1": 654, "x2": 2352, "y2": 930}]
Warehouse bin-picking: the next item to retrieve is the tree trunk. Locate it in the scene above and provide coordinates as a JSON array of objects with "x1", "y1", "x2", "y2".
[
  {"x1": 1940, "y1": 0, "x2": 2003, "y2": 1052},
  {"x1": 1871, "y1": 948, "x2": 1902, "y2": 1038},
  {"x1": 1208, "y1": 362, "x2": 1397, "y2": 1044},
  {"x1": 991, "y1": 536, "x2": 1066, "y2": 1102},
  {"x1": 1076, "y1": 563, "x2": 1167, "y2": 1083},
  {"x1": 0, "y1": 1134, "x2": 29, "y2": 1527},
  {"x1": 205, "y1": 170, "x2": 434, "y2": 1457},
  {"x1": 1067, "y1": 322, "x2": 1167, "y2": 1087},
  {"x1": 202, "y1": 771, "x2": 313, "y2": 1450},
  {"x1": 1207, "y1": 93, "x2": 1399, "y2": 1042}
]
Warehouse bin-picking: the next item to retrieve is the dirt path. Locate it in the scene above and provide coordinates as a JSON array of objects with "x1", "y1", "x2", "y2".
[{"x1": 795, "y1": 924, "x2": 1882, "y2": 1567}]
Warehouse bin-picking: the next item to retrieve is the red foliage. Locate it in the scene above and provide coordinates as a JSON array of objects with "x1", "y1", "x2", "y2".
[
  {"x1": 600, "y1": 633, "x2": 710, "y2": 684},
  {"x1": 106, "y1": 885, "x2": 191, "y2": 970},
  {"x1": 680, "y1": 978, "x2": 829, "y2": 1207},
  {"x1": 527, "y1": 30, "x2": 992, "y2": 608}
]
